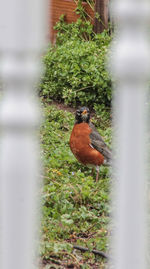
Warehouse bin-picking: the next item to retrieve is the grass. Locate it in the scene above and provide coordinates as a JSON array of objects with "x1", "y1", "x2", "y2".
[{"x1": 40, "y1": 102, "x2": 112, "y2": 268}]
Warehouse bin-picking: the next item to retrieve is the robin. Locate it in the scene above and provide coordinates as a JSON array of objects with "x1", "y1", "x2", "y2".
[{"x1": 69, "y1": 107, "x2": 111, "y2": 181}]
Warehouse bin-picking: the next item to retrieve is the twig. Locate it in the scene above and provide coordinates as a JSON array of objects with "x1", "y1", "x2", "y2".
[
  {"x1": 59, "y1": 251, "x2": 81, "y2": 267},
  {"x1": 40, "y1": 174, "x2": 50, "y2": 180},
  {"x1": 73, "y1": 245, "x2": 108, "y2": 259},
  {"x1": 75, "y1": 85, "x2": 94, "y2": 93},
  {"x1": 42, "y1": 257, "x2": 61, "y2": 265},
  {"x1": 86, "y1": 223, "x2": 97, "y2": 232}
]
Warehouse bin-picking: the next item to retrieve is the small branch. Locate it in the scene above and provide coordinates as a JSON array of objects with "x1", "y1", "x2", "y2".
[
  {"x1": 59, "y1": 251, "x2": 81, "y2": 267},
  {"x1": 73, "y1": 245, "x2": 108, "y2": 259},
  {"x1": 86, "y1": 0, "x2": 95, "y2": 11},
  {"x1": 42, "y1": 257, "x2": 61, "y2": 265},
  {"x1": 75, "y1": 85, "x2": 94, "y2": 92}
]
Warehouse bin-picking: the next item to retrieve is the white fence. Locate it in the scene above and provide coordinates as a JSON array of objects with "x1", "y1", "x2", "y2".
[
  {"x1": 110, "y1": 0, "x2": 150, "y2": 268},
  {"x1": 0, "y1": 0, "x2": 48, "y2": 268},
  {"x1": 0, "y1": 0, "x2": 150, "y2": 268}
]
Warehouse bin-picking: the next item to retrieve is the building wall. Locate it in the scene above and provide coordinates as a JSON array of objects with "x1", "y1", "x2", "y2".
[{"x1": 50, "y1": 0, "x2": 94, "y2": 43}]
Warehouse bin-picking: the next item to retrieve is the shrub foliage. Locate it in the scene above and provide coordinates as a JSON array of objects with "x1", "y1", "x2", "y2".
[{"x1": 40, "y1": 17, "x2": 112, "y2": 108}]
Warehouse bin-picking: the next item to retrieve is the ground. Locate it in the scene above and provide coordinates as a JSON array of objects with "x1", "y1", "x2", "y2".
[{"x1": 39, "y1": 101, "x2": 112, "y2": 269}]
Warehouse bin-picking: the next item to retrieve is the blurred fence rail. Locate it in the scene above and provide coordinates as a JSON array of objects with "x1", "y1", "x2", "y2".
[
  {"x1": 0, "y1": 0, "x2": 48, "y2": 269},
  {"x1": 110, "y1": 0, "x2": 150, "y2": 268}
]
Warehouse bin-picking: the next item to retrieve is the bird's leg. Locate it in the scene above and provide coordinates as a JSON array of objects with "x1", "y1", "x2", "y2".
[
  {"x1": 96, "y1": 166, "x2": 99, "y2": 182},
  {"x1": 92, "y1": 167, "x2": 95, "y2": 176}
]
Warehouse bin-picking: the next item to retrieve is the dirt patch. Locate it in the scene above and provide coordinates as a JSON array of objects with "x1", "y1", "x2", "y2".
[
  {"x1": 50, "y1": 101, "x2": 96, "y2": 118},
  {"x1": 51, "y1": 101, "x2": 76, "y2": 114}
]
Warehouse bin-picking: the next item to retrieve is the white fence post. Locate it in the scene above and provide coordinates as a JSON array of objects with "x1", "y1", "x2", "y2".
[
  {"x1": 0, "y1": 1, "x2": 48, "y2": 269},
  {"x1": 110, "y1": 1, "x2": 150, "y2": 269}
]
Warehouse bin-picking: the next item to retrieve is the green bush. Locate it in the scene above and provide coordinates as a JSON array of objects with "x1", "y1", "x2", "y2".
[
  {"x1": 54, "y1": 17, "x2": 95, "y2": 44},
  {"x1": 40, "y1": 18, "x2": 112, "y2": 108}
]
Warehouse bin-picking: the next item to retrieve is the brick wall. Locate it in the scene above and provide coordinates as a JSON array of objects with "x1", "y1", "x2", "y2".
[{"x1": 50, "y1": 0, "x2": 94, "y2": 43}]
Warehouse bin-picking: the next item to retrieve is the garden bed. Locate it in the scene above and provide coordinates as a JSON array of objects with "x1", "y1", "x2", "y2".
[{"x1": 40, "y1": 102, "x2": 111, "y2": 268}]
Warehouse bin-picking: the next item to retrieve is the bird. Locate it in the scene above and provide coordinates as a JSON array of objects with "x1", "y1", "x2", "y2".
[{"x1": 69, "y1": 106, "x2": 112, "y2": 181}]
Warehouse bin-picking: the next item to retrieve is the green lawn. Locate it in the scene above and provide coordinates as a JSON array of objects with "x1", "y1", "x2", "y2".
[{"x1": 40, "y1": 103, "x2": 112, "y2": 268}]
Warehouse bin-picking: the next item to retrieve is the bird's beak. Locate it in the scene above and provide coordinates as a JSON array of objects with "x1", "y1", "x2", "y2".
[{"x1": 82, "y1": 110, "x2": 87, "y2": 115}]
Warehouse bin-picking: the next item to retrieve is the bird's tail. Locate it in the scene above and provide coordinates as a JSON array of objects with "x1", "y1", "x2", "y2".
[{"x1": 103, "y1": 147, "x2": 112, "y2": 166}]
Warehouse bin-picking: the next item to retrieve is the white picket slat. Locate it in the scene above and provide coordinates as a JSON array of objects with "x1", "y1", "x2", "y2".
[
  {"x1": 0, "y1": 0, "x2": 48, "y2": 268},
  {"x1": 110, "y1": 0, "x2": 150, "y2": 268}
]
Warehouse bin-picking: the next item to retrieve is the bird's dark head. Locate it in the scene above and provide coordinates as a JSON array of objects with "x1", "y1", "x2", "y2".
[{"x1": 75, "y1": 107, "x2": 90, "y2": 124}]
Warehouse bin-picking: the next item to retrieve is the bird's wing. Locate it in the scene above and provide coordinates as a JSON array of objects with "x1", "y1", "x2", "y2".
[{"x1": 89, "y1": 122, "x2": 112, "y2": 164}]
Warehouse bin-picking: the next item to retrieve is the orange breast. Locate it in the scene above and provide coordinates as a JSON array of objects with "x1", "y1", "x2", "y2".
[{"x1": 69, "y1": 123, "x2": 104, "y2": 166}]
